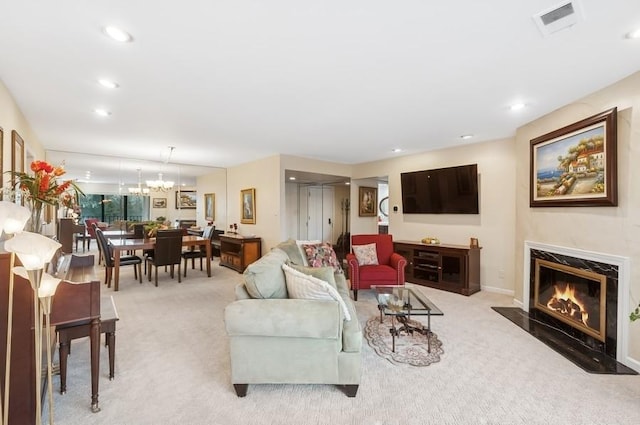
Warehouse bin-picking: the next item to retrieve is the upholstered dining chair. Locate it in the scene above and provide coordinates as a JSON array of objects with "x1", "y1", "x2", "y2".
[
  {"x1": 146, "y1": 229, "x2": 183, "y2": 286},
  {"x1": 181, "y1": 225, "x2": 213, "y2": 276},
  {"x1": 346, "y1": 234, "x2": 407, "y2": 301},
  {"x1": 95, "y1": 228, "x2": 143, "y2": 288},
  {"x1": 84, "y1": 218, "x2": 99, "y2": 250}
]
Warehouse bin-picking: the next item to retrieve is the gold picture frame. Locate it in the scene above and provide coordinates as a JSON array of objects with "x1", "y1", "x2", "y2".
[
  {"x1": 11, "y1": 130, "x2": 24, "y2": 204},
  {"x1": 358, "y1": 186, "x2": 377, "y2": 217},
  {"x1": 152, "y1": 198, "x2": 167, "y2": 208},
  {"x1": 204, "y1": 193, "x2": 215, "y2": 221},
  {"x1": 241, "y1": 188, "x2": 256, "y2": 224}
]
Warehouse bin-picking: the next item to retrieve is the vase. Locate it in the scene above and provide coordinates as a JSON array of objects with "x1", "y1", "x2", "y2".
[{"x1": 28, "y1": 202, "x2": 44, "y2": 234}]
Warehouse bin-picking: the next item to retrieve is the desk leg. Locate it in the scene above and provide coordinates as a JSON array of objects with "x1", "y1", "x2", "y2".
[
  {"x1": 59, "y1": 339, "x2": 70, "y2": 394},
  {"x1": 206, "y1": 243, "x2": 212, "y2": 277},
  {"x1": 113, "y1": 249, "x2": 121, "y2": 291},
  {"x1": 90, "y1": 318, "x2": 101, "y2": 413}
]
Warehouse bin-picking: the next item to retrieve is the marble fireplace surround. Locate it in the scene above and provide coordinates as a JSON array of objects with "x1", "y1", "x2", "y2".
[{"x1": 522, "y1": 241, "x2": 632, "y2": 368}]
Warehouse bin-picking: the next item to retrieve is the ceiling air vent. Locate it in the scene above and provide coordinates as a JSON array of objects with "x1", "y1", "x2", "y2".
[{"x1": 533, "y1": 1, "x2": 584, "y2": 37}]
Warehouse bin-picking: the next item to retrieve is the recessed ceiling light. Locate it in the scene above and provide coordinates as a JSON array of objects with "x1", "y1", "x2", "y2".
[
  {"x1": 94, "y1": 108, "x2": 111, "y2": 117},
  {"x1": 460, "y1": 134, "x2": 474, "y2": 140},
  {"x1": 289, "y1": 176, "x2": 296, "y2": 181},
  {"x1": 510, "y1": 102, "x2": 526, "y2": 111},
  {"x1": 391, "y1": 148, "x2": 403, "y2": 153},
  {"x1": 626, "y1": 28, "x2": 640, "y2": 39},
  {"x1": 345, "y1": 182, "x2": 351, "y2": 186},
  {"x1": 103, "y1": 26, "x2": 133, "y2": 42},
  {"x1": 98, "y1": 79, "x2": 119, "y2": 89}
]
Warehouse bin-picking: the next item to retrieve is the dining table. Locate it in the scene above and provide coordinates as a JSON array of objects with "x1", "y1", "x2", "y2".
[{"x1": 108, "y1": 235, "x2": 212, "y2": 291}]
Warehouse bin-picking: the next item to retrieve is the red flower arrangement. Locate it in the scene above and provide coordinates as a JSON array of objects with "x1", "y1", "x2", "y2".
[{"x1": 10, "y1": 160, "x2": 84, "y2": 232}]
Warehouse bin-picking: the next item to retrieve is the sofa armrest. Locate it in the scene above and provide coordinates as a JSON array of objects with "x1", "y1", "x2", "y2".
[
  {"x1": 346, "y1": 253, "x2": 360, "y2": 289},
  {"x1": 225, "y1": 299, "x2": 341, "y2": 339}
]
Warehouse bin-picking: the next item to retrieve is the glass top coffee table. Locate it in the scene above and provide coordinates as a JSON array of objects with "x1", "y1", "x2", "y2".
[{"x1": 371, "y1": 285, "x2": 443, "y2": 353}]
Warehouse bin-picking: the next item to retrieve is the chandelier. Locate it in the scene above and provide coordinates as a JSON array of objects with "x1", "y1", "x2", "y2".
[
  {"x1": 129, "y1": 169, "x2": 150, "y2": 195},
  {"x1": 146, "y1": 173, "x2": 174, "y2": 192},
  {"x1": 145, "y1": 146, "x2": 176, "y2": 192}
]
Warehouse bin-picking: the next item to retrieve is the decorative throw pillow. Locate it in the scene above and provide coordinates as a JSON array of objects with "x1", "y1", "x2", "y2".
[
  {"x1": 302, "y1": 242, "x2": 343, "y2": 274},
  {"x1": 276, "y1": 239, "x2": 307, "y2": 265},
  {"x1": 282, "y1": 263, "x2": 351, "y2": 321},
  {"x1": 296, "y1": 240, "x2": 321, "y2": 266},
  {"x1": 352, "y1": 243, "x2": 378, "y2": 266},
  {"x1": 287, "y1": 262, "x2": 337, "y2": 289}
]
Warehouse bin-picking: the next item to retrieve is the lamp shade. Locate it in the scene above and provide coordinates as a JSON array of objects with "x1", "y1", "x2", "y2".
[
  {"x1": 4, "y1": 231, "x2": 61, "y2": 270},
  {"x1": 0, "y1": 200, "x2": 31, "y2": 234},
  {"x1": 12, "y1": 266, "x2": 62, "y2": 298}
]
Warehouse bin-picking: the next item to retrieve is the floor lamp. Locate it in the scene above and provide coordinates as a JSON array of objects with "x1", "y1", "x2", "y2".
[
  {"x1": 0, "y1": 201, "x2": 31, "y2": 425},
  {"x1": 5, "y1": 229, "x2": 62, "y2": 425}
]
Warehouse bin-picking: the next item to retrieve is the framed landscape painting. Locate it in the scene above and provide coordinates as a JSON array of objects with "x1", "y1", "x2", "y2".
[
  {"x1": 176, "y1": 190, "x2": 197, "y2": 209},
  {"x1": 530, "y1": 108, "x2": 617, "y2": 207},
  {"x1": 153, "y1": 198, "x2": 167, "y2": 208}
]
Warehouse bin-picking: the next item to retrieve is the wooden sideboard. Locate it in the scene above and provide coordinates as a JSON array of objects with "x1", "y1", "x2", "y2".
[
  {"x1": 219, "y1": 235, "x2": 262, "y2": 273},
  {"x1": 57, "y1": 218, "x2": 85, "y2": 254},
  {"x1": 394, "y1": 240, "x2": 481, "y2": 296}
]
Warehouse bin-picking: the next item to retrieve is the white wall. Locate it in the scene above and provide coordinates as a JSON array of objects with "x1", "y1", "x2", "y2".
[
  {"x1": 352, "y1": 138, "x2": 517, "y2": 294},
  {"x1": 196, "y1": 167, "x2": 227, "y2": 229},
  {"x1": 1, "y1": 79, "x2": 45, "y2": 188},
  {"x1": 514, "y1": 71, "x2": 640, "y2": 364}
]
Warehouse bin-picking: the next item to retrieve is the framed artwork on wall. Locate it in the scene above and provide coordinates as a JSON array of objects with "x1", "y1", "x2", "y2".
[
  {"x1": 153, "y1": 198, "x2": 167, "y2": 208},
  {"x1": 11, "y1": 130, "x2": 24, "y2": 204},
  {"x1": 530, "y1": 108, "x2": 617, "y2": 207},
  {"x1": 204, "y1": 193, "x2": 215, "y2": 221},
  {"x1": 176, "y1": 190, "x2": 197, "y2": 209},
  {"x1": 358, "y1": 186, "x2": 377, "y2": 217},
  {"x1": 241, "y1": 188, "x2": 256, "y2": 224}
]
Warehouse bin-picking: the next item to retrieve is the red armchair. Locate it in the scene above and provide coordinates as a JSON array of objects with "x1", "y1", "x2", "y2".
[{"x1": 346, "y1": 234, "x2": 407, "y2": 301}]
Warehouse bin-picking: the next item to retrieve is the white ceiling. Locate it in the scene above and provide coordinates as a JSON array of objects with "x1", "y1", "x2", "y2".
[{"x1": 1, "y1": 1, "x2": 639, "y2": 186}]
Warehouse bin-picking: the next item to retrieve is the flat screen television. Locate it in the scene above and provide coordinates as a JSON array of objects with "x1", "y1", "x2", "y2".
[{"x1": 401, "y1": 164, "x2": 479, "y2": 214}]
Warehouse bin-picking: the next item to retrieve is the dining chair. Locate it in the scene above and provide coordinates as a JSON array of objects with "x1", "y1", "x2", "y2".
[
  {"x1": 146, "y1": 229, "x2": 183, "y2": 286},
  {"x1": 181, "y1": 226, "x2": 213, "y2": 276},
  {"x1": 95, "y1": 228, "x2": 143, "y2": 288}
]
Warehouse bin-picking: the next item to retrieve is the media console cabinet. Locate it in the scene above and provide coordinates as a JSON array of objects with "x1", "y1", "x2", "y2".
[{"x1": 393, "y1": 240, "x2": 481, "y2": 296}]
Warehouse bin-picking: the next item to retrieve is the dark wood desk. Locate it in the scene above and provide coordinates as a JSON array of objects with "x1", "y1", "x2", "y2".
[
  {"x1": 0, "y1": 252, "x2": 102, "y2": 424},
  {"x1": 109, "y1": 235, "x2": 212, "y2": 291}
]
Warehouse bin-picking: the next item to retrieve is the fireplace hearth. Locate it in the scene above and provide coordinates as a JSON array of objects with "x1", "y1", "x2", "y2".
[{"x1": 494, "y1": 242, "x2": 637, "y2": 375}]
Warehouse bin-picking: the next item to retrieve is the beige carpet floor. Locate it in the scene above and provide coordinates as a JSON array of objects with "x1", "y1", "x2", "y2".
[{"x1": 48, "y1": 250, "x2": 640, "y2": 425}]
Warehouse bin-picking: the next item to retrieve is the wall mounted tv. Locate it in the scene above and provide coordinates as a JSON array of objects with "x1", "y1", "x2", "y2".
[{"x1": 401, "y1": 164, "x2": 479, "y2": 214}]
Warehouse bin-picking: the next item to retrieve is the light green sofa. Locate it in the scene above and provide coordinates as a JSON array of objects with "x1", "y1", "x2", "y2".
[{"x1": 224, "y1": 240, "x2": 362, "y2": 397}]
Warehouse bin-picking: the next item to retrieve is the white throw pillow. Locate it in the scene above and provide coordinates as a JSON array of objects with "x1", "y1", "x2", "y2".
[
  {"x1": 282, "y1": 263, "x2": 351, "y2": 321},
  {"x1": 352, "y1": 243, "x2": 379, "y2": 266}
]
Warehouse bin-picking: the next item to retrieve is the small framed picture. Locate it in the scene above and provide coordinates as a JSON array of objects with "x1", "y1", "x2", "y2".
[
  {"x1": 359, "y1": 186, "x2": 377, "y2": 217},
  {"x1": 470, "y1": 238, "x2": 479, "y2": 248},
  {"x1": 153, "y1": 198, "x2": 167, "y2": 208},
  {"x1": 241, "y1": 188, "x2": 256, "y2": 224},
  {"x1": 176, "y1": 190, "x2": 197, "y2": 209}
]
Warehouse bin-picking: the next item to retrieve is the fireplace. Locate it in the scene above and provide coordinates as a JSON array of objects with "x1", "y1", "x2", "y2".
[
  {"x1": 534, "y1": 259, "x2": 607, "y2": 343},
  {"x1": 487, "y1": 241, "x2": 638, "y2": 374}
]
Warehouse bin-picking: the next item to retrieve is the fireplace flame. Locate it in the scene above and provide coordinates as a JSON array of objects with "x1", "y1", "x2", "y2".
[{"x1": 546, "y1": 283, "x2": 589, "y2": 327}]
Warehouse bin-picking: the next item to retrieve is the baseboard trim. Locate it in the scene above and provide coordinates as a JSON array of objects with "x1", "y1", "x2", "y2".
[{"x1": 481, "y1": 285, "x2": 514, "y2": 296}]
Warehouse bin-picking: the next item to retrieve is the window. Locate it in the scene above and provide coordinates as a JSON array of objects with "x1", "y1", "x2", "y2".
[{"x1": 79, "y1": 194, "x2": 149, "y2": 224}]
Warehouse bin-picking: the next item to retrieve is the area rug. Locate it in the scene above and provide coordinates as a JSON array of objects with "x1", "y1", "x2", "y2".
[{"x1": 364, "y1": 316, "x2": 444, "y2": 366}]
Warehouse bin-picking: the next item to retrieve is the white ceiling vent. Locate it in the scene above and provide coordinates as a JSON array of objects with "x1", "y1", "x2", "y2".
[{"x1": 533, "y1": 1, "x2": 584, "y2": 37}]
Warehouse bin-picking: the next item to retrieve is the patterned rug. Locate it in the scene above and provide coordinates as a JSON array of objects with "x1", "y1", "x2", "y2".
[{"x1": 364, "y1": 316, "x2": 444, "y2": 366}]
